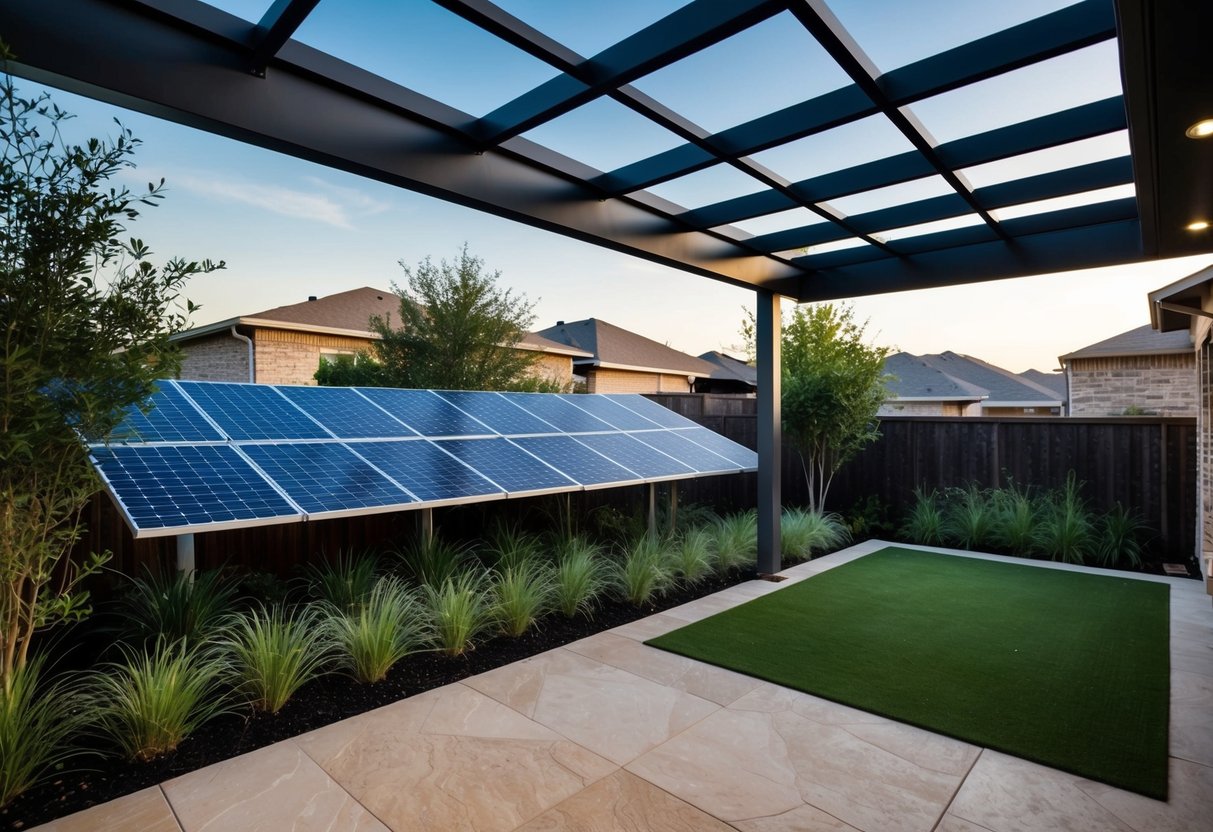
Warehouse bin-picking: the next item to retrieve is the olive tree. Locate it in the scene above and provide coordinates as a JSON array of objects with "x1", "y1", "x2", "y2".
[
  {"x1": 744, "y1": 302, "x2": 891, "y2": 511},
  {"x1": 0, "y1": 67, "x2": 221, "y2": 690}
]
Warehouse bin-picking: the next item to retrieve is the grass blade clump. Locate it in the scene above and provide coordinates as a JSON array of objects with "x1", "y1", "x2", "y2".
[
  {"x1": 990, "y1": 482, "x2": 1039, "y2": 556},
  {"x1": 780, "y1": 508, "x2": 850, "y2": 563},
  {"x1": 671, "y1": 527, "x2": 716, "y2": 585},
  {"x1": 486, "y1": 525, "x2": 544, "y2": 572},
  {"x1": 91, "y1": 640, "x2": 232, "y2": 761},
  {"x1": 1034, "y1": 473, "x2": 1093, "y2": 564},
  {"x1": 397, "y1": 536, "x2": 474, "y2": 588},
  {"x1": 0, "y1": 658, "x2": 92, "y2": 807},
  {"x1": 117, "y1": 567, "x2": 238, "y2": 646},
  {"x1": 326, "y1": 576, "x2": 430, "y2": 683},
  {"x1": 491, "y1": 558, "x2": 552, "y2": 637},
  {"x1": 301, "y1": 550, "x2": 378, "y2": 613},
  {"x1": 713, "y1": 510, "x2": 757, "y2": 573},
  {"x1": 612, "y1": 536, "x2": 673, "y2": 606},
  {"x1": 219, "y1": 605, "x2": 332, "y2": 713},
  {"x1": 900, "y1": 488, "x2": 945, "y2": 545},
  {"x1": 942, "y1": 485, "x2": 995, "y2": 550},
  {"x1": 551, "y1": 537, "x2": 609, "y2": 618},
  {"x1": 424, "y1": 571, "x2": 495, "y2": 656},
  {"x1": 1095, "y1": 503, "x2": 1146, "y2": 569}
]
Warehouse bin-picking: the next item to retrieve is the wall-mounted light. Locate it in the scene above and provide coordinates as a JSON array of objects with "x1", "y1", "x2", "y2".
[
  {"x1": 1187, "y1": 220, "x2": 1210, "y2": 232},
  {"x1": 1185, "y1": 119, "x2": 1213, "y2": 139}
]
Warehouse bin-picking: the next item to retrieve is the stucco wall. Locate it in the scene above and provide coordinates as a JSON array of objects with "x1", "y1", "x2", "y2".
[
  {"x1": 1068, "y1": 353, "x2": 1197, "y2": 417},
  {"x1": 178, "y1": 333, "x2": 251, "y2": 382},
  {"x1": 585, "y1": 368, "x2": 693, "y2": 394}
]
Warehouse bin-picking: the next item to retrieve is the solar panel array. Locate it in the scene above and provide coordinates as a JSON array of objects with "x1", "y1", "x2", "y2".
[{"x1": 89, "y1": 381, "x2": 757, "y2": 538}]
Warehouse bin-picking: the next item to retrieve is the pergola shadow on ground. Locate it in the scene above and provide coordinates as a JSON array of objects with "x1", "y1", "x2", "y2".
[
  {"x1": 40, "y1": 541, "x2": 1213, "y2": 832},
  {"x1": 6, "y1": 0, "x2": 1213, "y2": 570}
]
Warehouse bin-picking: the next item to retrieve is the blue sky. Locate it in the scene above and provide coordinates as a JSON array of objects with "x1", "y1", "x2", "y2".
[{"x1": 17, "y1": 0, "x2": 1213, "y2": 372}]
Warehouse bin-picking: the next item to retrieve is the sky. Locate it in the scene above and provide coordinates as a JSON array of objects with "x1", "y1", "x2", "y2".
[{"x1": 13, "y1": 0, "x2": 1213, "y2": 374}]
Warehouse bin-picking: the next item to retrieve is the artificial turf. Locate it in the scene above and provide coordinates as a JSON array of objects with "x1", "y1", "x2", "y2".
[{"x1": 646, "y1": 547, "x2": 1171, "y2": 799}]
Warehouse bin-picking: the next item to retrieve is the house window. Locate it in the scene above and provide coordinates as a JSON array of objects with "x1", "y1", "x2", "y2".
[{"x1": 319, "y1": 349, "x2": 358, "y2": 369}]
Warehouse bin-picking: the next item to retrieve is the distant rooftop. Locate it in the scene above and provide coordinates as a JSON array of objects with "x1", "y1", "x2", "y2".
[
  {"x1": 536, "y1": 319, "x2": 716, "y2": 378},
  {"x1": 917, "y1": 351, "x2": 1064, "y2": 406},
  {"x1": 698, "y1": 351, "x2": 757, "y2": 387},
  {"x1": 883, "y1": 353, "x2": 986, "y2": 402},
  {"x1": 1060, "y1": 324, "x2": 1193, "y2": 362},
  {"x1": 1019, "y1": 369, "x2": 1067, "y2": 398}
]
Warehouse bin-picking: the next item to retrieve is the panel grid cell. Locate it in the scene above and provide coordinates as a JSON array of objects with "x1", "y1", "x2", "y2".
[
  {"x1": 239, "y1": 443, "x2": 415, "y2": 514},
  {"x1": 559, "y1": 394, "x2": 664, "y2": 430},
  {"x1": 105, "y1": 381, "x2": 224, "y2": 444},
  {"x1": 277, "y1": 385, "x2": 416, "y2": 438},
  {"x1": 434, "y1": 390, "x2": 556, "y2": 436},
  {"x1": 353, "y1": 441, "x2": 503, "y2": 502},
  {"x1": 510, "y1": 435, "x2": 637, "y2": 485},
  {"x1": 604, "y1": 394, "x2": 702, "y2": 428},
  {"x1": 437, "y1": 437, "x2": 576, "y2": 493},
  {"x1": 499, "y1": 393, "x2": 616, "y2": 433},
  {"x1": 93, "y1": 445, "x2": 300, "y2": 531},
  {"x1": 681, "y1": 427, "x2": 759, "y2": 469},
  {"x1": 357, "y1": 388, "x2": 493, "y2": 436},
  {"x1": 574, "y1": 432, "x2": 696, "y2": 479},
  {"x1": 629, "y1": 430, "x2": 739, "y2": 474},
  {"x1": 177, "y1": 381, "x2": 330, "y2": 441}
]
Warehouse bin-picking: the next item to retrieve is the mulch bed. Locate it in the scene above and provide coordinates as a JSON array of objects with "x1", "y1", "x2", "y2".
[{"x1": 1, "y1": 569, "x2": 754, "y2": 830}]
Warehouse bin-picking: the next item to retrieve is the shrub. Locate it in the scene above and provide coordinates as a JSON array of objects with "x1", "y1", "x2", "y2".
[
  {"x1": 219, "y1": 605, "x2": 332, "y2": 713},
  {"x1": 713, "y1": 510, "x2": 757, "y2": 573},
  {"x1": 780, "y1": 508, "x2": 850, "y2": 562},
  {"x1": 990, "y1": 481, "x2": 1040, "y2": 557},
  {"x1": 325, "y1": 577, "x2": 430, "y2": 683},
  {"x1": 1094, "y1": 503, "x2": 1147, "y2": 569},
  {"x1": 899, "y1": 488, "x2": 945, "y2": 545},
  {"x1": 670, "y1": 527, "x2": 716, "y2": 585},
  {"x1": 301, "y1": 550, "x2": 378, "y2": 613},
  {"x1": 1034, "y1": 473, "x2": 1094, "y2": 564},
  {"x1": 91, "y1": 640, "x2": 231, "y2": 761},
  {"x1": 397, "y1": 536, "x2": 475, "y2": 587},
  {"x1": 551, "y1": 537, "x2": 609, "y2": 618},
  {"x1": 612, "y1": 536, "x2": 673, "y2": 606},
  {"x1": 942, "y1": 485, "x2": 996, "y2": 550},
  {"x1": 0, "y1": 658, "x2": 93, "y2": 807},
  {"x1": 491, "y1": 559, "x2": 552, "y2": 637},
  {"x1": 424, "y1": 571, "x2": 495, "y2": 656},
  {"x1": 116, "y1": 567, "x2": 238, "y2": 646}
]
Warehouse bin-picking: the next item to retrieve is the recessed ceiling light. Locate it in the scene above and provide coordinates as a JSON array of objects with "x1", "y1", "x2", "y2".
[
  {"x1": 1187, "y1": 220, "x2": 1210, "y2": 232},
  {"x1": 1185, "y1": 119, "x2": 1213, "y2": 139}
]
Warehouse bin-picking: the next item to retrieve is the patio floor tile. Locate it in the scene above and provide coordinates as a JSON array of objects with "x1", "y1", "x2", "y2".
[
  {"x1": 463, "y1": 648, "x2": 719, "y2": 766},
  {"x1": 513, "y1": 769, "x2": 734, "y2": 831},
  {"x1": 609, "y1": 613, "x2": 688, "y2": 642},
  {"x1": 625, "y1": 682, "x2": 978, "y2": 832},
  {"x1": 1076, "y1": 756, "x2": 1213, "y2": 832},
  {"x1": 729, "y1": 802, "x2": 863, "y2": 831},
  {"x1": 31, "y1": 786, "x2": 181, "y2": 832},
  {"x1": 1169, "y1": 669, "x2": 1213, "y2": 767},
  {"x1": 564, "y1": 631, "x2": 761, "y2": 706},
  {"x1": 162, "y1": 741, "x2": 385, "y2": 832},
  {"x1": 295, "y1": 683, "x2": 615, "y2": 832}
]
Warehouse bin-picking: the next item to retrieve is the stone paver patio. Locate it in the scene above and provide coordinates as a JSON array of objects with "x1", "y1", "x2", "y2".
[{"x1": 35, "y1": 541, "x2": 1213, "y2": 832}]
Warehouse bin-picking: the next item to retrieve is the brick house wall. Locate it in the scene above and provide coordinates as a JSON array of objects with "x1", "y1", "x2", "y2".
[
  {"x1": 879, "y1": 401, "x2": 974, "y2": 417},
  {"x1": 178, "y1": 333, "x2": 251, "y2": 382},
  {"x1": 585, "y1": 367, "x2": 693, "y2": 394},
  {"x1": 252, "y1": 329, "x2": 373, "y2": 386},
  {"x1": 1068, "y1": 353, "x2": 1197, "y2": 416},
  {"x1": 526, "y1": 352, "x2": 574, "y2": 388}
]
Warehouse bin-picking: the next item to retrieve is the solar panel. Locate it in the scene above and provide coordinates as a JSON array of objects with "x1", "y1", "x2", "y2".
[
  {"x1": 276, "y1": 385, "x2": 416, "y2": 438},
  {"x1": 239, "y1": 442, "x2": 415, "y2": 515},
  {"x1": 434, "y1": 390, "x2": 555, "y2": 435},
  {"x1": 629, "y1": 430, "x2": 740, "y2": 474},
  {"x1": 91, "y1": 444, "x2": 300, "y2": 534},
  {"x1": 510, "y1": 435, "x2": 637, "y2": 486},
  {"x1": 437, "y1": 437, "x2": 577, "y2": 493},
  {"x1": 681, "y1": 427, "x2": 759, "y2": 469},
  {"x1": 574, "y1": 432, "x2": 696, "y2": 480},
  {"x1": 177, "y1": 381, "x2": 330, "y2": 441},
  {"x1": 558, "y1": 394, "x2": 663, "y2": 430},
  {"x1": 604, "y1": 394, "x2": 698, "y2": 428},
  {"x1": 357, "y1": 387, "x2": 493, "y2": 436},
  {"x1": 352, "y1": 440, "x2": 503, "y2": 502},
  {"x1": 105, "y1": 381, "x2": 224, "y2": 444},
  {"x1": 499, "y1": 392, "x2": 615, "y2": 433}
]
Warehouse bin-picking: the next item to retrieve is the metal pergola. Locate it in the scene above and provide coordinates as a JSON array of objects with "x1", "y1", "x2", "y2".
[{"x1": 4, "y1": 0, "x2": 1212, "y2": 571}]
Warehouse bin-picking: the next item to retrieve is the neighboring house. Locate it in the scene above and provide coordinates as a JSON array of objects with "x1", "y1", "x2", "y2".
[
  {"x1": 697, "y1": 351, "x2": 757, "y2": 395},
  {"x1": 1019, "y1": 369, "x2": 1067, "y2": 401},
  {"x1": 534, "y1": 318, "x2": 716, "y2": 394},
  {"x1": 1059, "y1": 324, "x2": 1196, "y2": 417},
  {"x1": 880, "y1": 352, "x2": 986, "y2": 416},
  {"x1": 890, "y1": 351, "x2": 1065, "y2": 416},
  {"x1": 173, "y1": 287, "x2": 591, "y2": 387}
]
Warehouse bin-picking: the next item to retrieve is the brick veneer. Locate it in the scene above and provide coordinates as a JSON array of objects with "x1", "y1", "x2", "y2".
[{"x1": 1068, "y1": 352, "x2": 1197, "y2": 416}]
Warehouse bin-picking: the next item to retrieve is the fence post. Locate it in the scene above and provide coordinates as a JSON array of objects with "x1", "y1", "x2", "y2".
[{"x1": 1160, "y1": 421, "x2": 1169, "y2": 547}]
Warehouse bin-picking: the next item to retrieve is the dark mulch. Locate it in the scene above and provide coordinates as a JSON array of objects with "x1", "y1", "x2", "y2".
[{"x1": 1, "y1": 569, "x2": 754, "y2": 830}]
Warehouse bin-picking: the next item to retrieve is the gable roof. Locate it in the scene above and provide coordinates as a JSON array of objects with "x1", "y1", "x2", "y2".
[
  {"x1": 535, "y1": 319, "x2": 717, "y2": 378},
  {"x1": 918, "y1": 352, "x2": 1063, "y2": 406},
  {"x1": 1019, "y1": 369, "x2": 1067, "y2": 398},
  {"x1": 883, "y1": 353, "x2": 986, "y2": 402},
  {"x1": 1059, "y1": 323, "x2": 1193, "y2": 362},
  {"x1": 698, "y1": 351, "x2": 757, "y2": 387}
]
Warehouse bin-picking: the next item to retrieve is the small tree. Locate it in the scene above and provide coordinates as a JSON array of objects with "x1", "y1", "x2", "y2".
[
  {"x1": 370, "y1": 246, "x2": 543, "y2": 390},
  {"x1": 314, "y1": 351, "x2": 385, "y2": 386},
  {"x1": 744, "y1": 303, "x2": 891, "y2": 511},
  {"x1": 0, "y1": 66, "x2": 221, "y2": 689}
]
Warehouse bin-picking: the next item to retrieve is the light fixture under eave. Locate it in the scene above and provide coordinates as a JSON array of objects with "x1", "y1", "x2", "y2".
[
  {"x1": 1185, "y1": 119, "x2": 1213, "y2": 139},
  {"x1": 1186, "y1": 220, "x2": 1210, "y2": 232}
]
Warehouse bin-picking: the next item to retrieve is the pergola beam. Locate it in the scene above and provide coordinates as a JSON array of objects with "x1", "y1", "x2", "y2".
[{"x1": 250, "y1": 0, "x2": 321, "y2": 75}]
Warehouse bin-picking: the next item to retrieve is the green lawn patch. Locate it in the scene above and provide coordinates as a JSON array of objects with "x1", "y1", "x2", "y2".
[{"x1": 647, "y1": 547, "x2": 1171, "y2": 799}]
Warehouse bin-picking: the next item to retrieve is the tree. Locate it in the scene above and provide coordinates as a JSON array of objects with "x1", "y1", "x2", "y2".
[
  {"x1": 744, "y1": 303, "x2": 891, "y2": 511},
  {"x1": 369, "y1": 245, "x2": 545, "y2": 391},
  {"x1": 0, "y1": 64, "x2": 221, "y2": 689},
  {"x1": 314, "y1": 351, "x2": 385, "y2": 387}
]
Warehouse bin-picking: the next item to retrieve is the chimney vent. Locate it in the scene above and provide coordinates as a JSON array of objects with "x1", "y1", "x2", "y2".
[
  {"x1": 556, "y1": 320, "x2": 565, "y2": 326},
  {"x1": 307, "y1": 295, "x2": 317, "y2": 302}
]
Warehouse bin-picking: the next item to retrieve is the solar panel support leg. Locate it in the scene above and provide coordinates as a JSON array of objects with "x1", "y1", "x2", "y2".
[
  {"x1": 420, "y1": 508, "x2": 434, "y2": 544},
  {"x1": 756, "y1": 289, "x2": 782, "y2": 576},
  {"x1": 647, "y1": 483, "x2": 658, "y2": 540},
  {"x1": 669, "y1": 482, "x2": 678, "y2": 536},
  {"x1": 176, "y1": 533, "x2": 196, "y2": 578}
]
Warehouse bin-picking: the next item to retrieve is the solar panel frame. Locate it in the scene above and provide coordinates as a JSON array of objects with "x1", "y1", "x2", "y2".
[
  {"x1": 276, "y1": 385, "x2": 418, "y2": 439},
  {"x1": 436, "y1": 437, "x2": 578, "y2": 496},
  {"x1": 509, "y1": 434, "x2": 640, "y2": 489},
  {"x1": 176, "y1": 381, "x2": 333, "y2": 441},
  {"x1": 351, "y1": 440, "x2": 505, "y2": 506}
]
